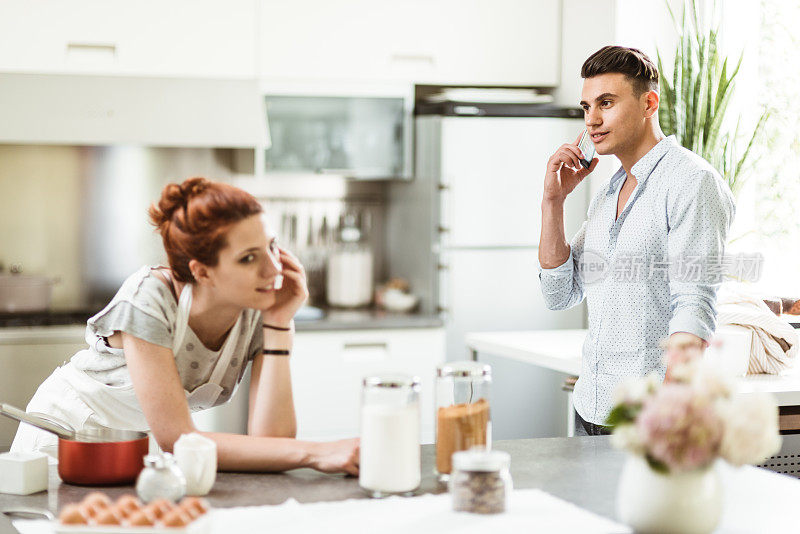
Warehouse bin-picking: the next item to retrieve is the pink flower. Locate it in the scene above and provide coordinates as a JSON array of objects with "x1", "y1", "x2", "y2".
[{"x1": 636, "y1": 384, "x2": 724, "y2": 472}]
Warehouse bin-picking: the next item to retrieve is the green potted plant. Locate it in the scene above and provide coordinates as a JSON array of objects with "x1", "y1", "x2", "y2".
[{"x1": 657, "y1": 0, "x2": 767, "y2": 197}]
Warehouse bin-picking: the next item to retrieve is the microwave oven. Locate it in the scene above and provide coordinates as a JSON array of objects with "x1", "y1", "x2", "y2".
[{"x1": 261, "y1": 93, "x2": 412, "y2": 180}]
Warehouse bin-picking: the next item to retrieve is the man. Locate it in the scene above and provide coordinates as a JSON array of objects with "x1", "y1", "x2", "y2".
[{"x1": 538, "y1": 46, "x2": 735, "y2": 436}]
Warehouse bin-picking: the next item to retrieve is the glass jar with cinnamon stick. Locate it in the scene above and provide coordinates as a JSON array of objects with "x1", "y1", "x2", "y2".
[{"x1": 434, "y1": 361, "x2": 491, "y2": 481}]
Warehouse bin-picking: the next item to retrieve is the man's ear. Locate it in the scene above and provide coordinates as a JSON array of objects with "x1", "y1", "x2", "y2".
[
  {"x1": 643, "y1": 90, "x2": 660, "y2": 119},
  {"x1": 188, "y1": 259, "x2": 212, "y2": 286}
]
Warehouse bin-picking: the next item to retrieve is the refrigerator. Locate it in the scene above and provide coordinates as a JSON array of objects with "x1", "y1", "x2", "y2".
[{"x1": 388, "y1": 102, "x2": 598, "y2": 438}]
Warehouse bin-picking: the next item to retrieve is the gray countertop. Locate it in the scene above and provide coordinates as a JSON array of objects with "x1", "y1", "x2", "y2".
[
  {"x1": 0, "y1": 309, "x2": 443, "y2": 337},
  {"x1": 0, "y1": 437, "x2": 623, "y2": 521},
  {"x1": 295, "y1": 308, "x2": 443, "y2": 331}
]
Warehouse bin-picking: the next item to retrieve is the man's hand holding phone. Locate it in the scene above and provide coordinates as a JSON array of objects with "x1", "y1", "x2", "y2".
[{"x1": 543, "y1": 131, "x2": 599, "y2": 204}]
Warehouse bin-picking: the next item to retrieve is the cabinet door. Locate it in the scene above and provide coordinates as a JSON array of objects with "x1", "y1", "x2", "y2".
[
  {"x1": 0, "y1": 330, "x2": 86, "y2": 450},
  {"x1": 117, "y1": 0, "x2": 257, "y2": 78},
  {"x1": 259, "y1": 0, "x2": 397, "y2": 82},
  {"x1": 426, "y1": 0, "x2": 560, "y2": 86},
  {"x1": 0, "y1": 0, "x2": 256, "y2": 78},
  {"x1": 440, "y1": 117, "x2": 584, "y2": 248},
  {"x1": 258, "y1": 0, "x2": 439, "y2": 83},
  {"x1": 290, "y1": 328, "x2": 444, "y2": 443},
  {"x1": 258, "y1": 0, "x2": 559, "y2": 86},
  {"x1": 438, "y1": 248, "x2": 585, "y2": 361}
]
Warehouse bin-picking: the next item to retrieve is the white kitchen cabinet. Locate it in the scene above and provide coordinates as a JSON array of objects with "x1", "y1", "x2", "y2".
[
  {"x1": 0, "y1": 0, "x2": 256, "y2": 78},
  {"x1": 418, "y1": 0, "x2": 560, "y2": 86},
  {"x1": 0, "y1": 326, "x2": 87, "y2": 451},
  {"x1": 290, "y1": 328, "x2": 445, "y2": 443},
  {"x1": 259, "y1": 0, "x2": 398, "y2": 83},
  {"x1": 259, "y1": 0, "x2": 559, "y2": 86}
]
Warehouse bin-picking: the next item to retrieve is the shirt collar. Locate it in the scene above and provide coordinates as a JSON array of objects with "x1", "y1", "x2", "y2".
[{"x1": 606, "y1": 135, "x2": 677, "y2": 195}]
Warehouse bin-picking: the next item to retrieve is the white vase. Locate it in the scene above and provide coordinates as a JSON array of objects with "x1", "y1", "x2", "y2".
[{"x1": 616, "y1": 455, "x2": 722, "y2": 534}]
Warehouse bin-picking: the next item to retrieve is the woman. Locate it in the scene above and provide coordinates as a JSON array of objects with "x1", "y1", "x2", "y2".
[{"x1": 11, "y1": 177, "x2": 359, "y2": 475}]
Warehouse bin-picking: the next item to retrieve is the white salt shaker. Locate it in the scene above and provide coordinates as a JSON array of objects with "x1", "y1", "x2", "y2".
[
  {"x1": 0, "y1": 451, "x2": 49, "y2": 495},
  {"x1": 359, "y1": 373, "x2": 421, "y2": 498}
]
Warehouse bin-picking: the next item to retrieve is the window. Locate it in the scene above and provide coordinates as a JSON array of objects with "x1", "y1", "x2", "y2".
[{"x1": 722, "y1": 0, "x2": 800, "y2": 296}]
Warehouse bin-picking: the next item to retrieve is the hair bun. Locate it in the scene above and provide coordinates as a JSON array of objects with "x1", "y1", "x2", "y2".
[
  {"x1": 179, "y1": 177, "x2": 210, "y2": 200},
  {"x1": 148, "y1": 183, "x2": 182, "y2": 228}
]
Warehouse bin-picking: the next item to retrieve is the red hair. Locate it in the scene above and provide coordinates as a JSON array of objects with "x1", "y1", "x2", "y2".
[{"x1": 148, "y1": 177, "x2": 263, "y2": 283}]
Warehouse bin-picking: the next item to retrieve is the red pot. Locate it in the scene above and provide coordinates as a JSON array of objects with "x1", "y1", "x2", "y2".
[{"x1": 1, "y1": 403, "x2": 148, "y2": 485}]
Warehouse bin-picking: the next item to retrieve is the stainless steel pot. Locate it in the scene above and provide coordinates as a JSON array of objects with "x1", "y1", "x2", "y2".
[{"x1": 0, "y1": 271, "x2": 55, "y2": 313}]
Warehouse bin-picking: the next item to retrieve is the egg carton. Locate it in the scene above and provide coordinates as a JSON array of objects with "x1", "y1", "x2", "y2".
[{"x1": 54, "y1": 512, "x2": 211, "y2": 534}]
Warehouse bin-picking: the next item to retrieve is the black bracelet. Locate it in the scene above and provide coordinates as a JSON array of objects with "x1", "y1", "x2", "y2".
[
  {"x1": 263, "y1": 349, "x2": 291, "y2": 356},
  {"x1": 263, "y1": 324, "x2": 291, "y2": 331}
]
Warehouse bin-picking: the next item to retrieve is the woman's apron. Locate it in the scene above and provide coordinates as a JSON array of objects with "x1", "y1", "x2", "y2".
[{"x1": 12, "y1": 282, "x2": 251, "y2": 455}]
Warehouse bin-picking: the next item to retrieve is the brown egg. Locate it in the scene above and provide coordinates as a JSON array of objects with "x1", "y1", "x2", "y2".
[
  {"x1": 79, "y1": 502, "x2": 102, "y2": 519},
  {"x1": 179, "y1": 496, "x2": 210, "y2": 517},
  {"x1": 115, "y1": 494, "x2": 143, "y2": 516},
  {"x1": 142, "y1": 504, "x2": 162, "y2": 521},
  {"x1": 161, "y1": 508, "x2": 191, "y2": 528},
  {"x1": 178, "y1": 503, "x2": 200, "y2": 520},
  {"x1": 59, "y1": 504, "x2": 89, "y2": 525},
  {"x1": 94, "y1": 507, "x2": 123, "y2": 526},
  {"x1": 127, "y1": 509, "x2": 156, "y2": 527},
  {"x1": 144, "y1": 498, "x2": 174, "y2": 519},
  {"x1": 82, "y1": 491, "x2": 112, "y2": 509}
]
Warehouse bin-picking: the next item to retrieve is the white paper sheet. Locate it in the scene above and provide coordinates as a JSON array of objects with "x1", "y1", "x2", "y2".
[
  {"x1": 206, "y1": 489, "x2": 630, "y2": 534},
  {"x1": 13, "y1": 489, "x2": 629, "y2": 534}
]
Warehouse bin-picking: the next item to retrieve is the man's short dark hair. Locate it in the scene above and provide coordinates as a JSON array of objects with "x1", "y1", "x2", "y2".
[{"x1": 581, "y1": 45, "x2": 659, "y2": 96}]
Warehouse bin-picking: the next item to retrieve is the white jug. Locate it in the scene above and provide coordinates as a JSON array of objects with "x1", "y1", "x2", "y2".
[{"x1": 173, "y1": 432, "x2": 217, "y2": 496}]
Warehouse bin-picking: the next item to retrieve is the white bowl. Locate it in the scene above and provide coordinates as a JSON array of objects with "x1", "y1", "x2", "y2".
[{"x1": 381, "y1": 290, "x2": 419, "y2": 312}]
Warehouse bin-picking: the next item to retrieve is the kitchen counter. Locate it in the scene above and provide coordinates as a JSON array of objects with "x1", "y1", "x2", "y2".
[
  {"x1": 2, "y1": 438, "x2": 800, "y2": 532},
  {"x1": 466, "y1": 329, "x2": 800, "y2": 406},
  {"x1": 294, "y1": 307, "x2": 443, "y2": 331},
  {"x1": 0, "y1": 308, "x2": 443, "y2": 335}
]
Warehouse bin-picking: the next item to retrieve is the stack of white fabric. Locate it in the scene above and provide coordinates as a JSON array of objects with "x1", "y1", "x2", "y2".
[{"x1": 716, "y1": 283, "x2": 799, "y2": 374}]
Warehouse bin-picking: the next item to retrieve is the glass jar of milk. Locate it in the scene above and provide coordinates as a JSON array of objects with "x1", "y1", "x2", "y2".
[{"x1": 359, "y1": 373, "x2": 421, "y2": 498}]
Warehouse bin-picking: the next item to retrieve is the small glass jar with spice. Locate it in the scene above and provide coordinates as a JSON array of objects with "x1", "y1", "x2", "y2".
[
  {"x1": 450, "y1": 449, "x2": 512, "y2": 514},
  {"x1": 435, "y1": 361, "x2": 492, "y2": 480}
]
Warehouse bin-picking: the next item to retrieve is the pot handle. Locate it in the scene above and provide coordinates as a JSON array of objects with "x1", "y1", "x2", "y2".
[
  {"x1": 0, "y1": 403, "x2": 76, "y2": 440},
  {"x1": 27, "y1": 411, "x2": 74, "y2": 436}
]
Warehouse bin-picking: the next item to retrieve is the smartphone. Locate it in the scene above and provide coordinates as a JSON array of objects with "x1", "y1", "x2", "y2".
[{"x1": 577, "y1": 130, "x2": 596, "y2": 169}]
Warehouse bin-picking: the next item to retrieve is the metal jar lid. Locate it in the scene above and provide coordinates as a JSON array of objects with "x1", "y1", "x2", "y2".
[
  {"x1": 362, "y1": 373, "x2": 421, "y2": 389},
  {"x1": 143, "y1": 454, "x2": 164, "y2": 469},
  {"x1": 452, "y1": 449, "x2": 510, "y2": 472},
  {"x1": 143, "y1": 452, "x2": 177, "y2": 469},
  {"x1": 436, "y1": 361, "x2": 491, "y2": 378}
]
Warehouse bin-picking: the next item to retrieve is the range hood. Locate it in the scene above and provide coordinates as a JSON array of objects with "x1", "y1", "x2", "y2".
[{"x1": 0, "y1": 73, "x2": 270, "y2": 148}]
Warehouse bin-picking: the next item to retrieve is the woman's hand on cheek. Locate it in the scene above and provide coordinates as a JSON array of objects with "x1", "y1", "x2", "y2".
[{"x1": 261, "y1": 248, "x2": 309, "y2": 328}]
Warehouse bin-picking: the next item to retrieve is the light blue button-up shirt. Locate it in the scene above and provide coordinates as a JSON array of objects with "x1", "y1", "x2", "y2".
[{"x1": 539, "y1": 136, "x2": 735, "y2": 424}]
